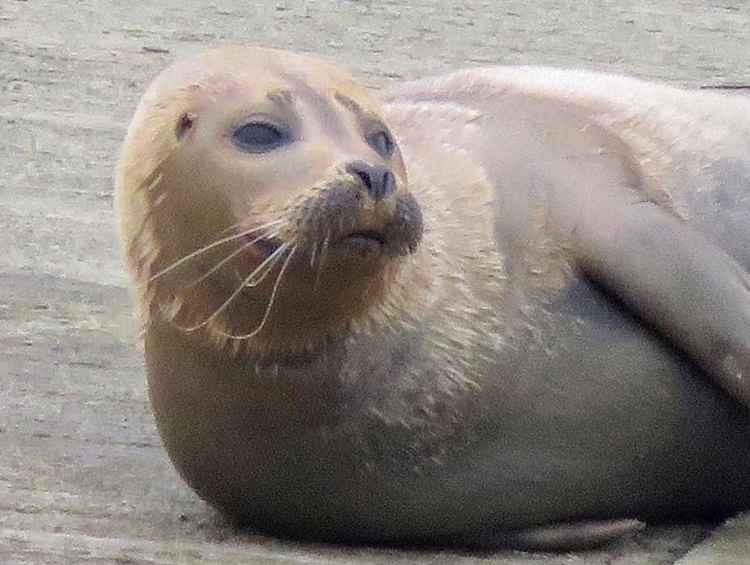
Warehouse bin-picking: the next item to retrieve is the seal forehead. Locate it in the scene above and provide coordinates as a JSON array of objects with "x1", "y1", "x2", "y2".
[
  {"x1": 143, "y1": 46, "x2": 380, "y2": 116},
  {"x1": 257, "y1": 71, "x2": 381, "y2": 139}
]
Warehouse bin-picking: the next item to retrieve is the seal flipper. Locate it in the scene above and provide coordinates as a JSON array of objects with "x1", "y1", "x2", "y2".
[
  {"x1": 573, "y1": 198, "x2": 750, "y2": 408},
  {"x1": 454, "y1": 519, "x2": 645, "y2": 551}
]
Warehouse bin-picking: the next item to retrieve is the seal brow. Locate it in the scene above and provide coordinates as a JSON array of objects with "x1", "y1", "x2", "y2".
[
  {"x1": 266, "y1": 89, "x2": 295, "y2": 108},
  {"x1": 334, "y1": 91, "x2": 366, "y2": 119}
]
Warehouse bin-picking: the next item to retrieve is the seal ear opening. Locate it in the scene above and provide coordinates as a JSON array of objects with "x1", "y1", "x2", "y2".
[{"x1": 176, "y1": 112, "x2": 197, "y2": 141}]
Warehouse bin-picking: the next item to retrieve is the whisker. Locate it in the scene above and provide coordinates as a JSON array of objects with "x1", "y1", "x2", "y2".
[
  {"x1": 215, "y1": 215, "x2": 273, "y2": 238},
  {"x1": 321, "y1": 231, "x2": 331, "y2": 267},
  {"x1": 310, "y1": 238, "x2": 318, "y2": 269},
  {"x1": 185, "y1": 229, "x2": 281, "y2": 288},
  {"x1": 243, "y1": 239, "x2": 290, "y2": 288},
  {"x1": 149, "y1": 219, "x2": 283, "y2": 281},
  {"x1": 182, "y1": 243, "x2": 290, "y2": 332},
  {"x1": 220, "y1": 244, "x2": 298, "y2": 340},
  {"x1": 217, "y1": 219, "x2": 249, "y2": 237},
  {"x1": 313, "y1": 232, "x2": 330, "y2": 290}
]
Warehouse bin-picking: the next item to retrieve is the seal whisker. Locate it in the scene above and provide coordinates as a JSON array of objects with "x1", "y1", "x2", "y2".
[
  {"x1": 313, "y1": 232, "x2": 331, "y2": 290},
  {"x1": 185, "y1": 229, "x2": 282, "y2": 289},
  {"x1": 243, "y1": 239, "x2": 291, "y2": 288},
  {"x1": 310, "y1": 238, "x2": 318, "y2": 269},
  {"x1": 217, "y1": 219, "x2": 257, "y2": 237},
  {"x1": 149, "y1": 219, "x2": 284, "y2": 281},
  {"x1": 182, "y1": 242, "x2": 290, "y2": 333},
  {"x1": 220, "y1": 244, "x2": 298, "y2": 340},
  {"x1": 320, "y1": 231, "x2": 331, "y2": 270}
]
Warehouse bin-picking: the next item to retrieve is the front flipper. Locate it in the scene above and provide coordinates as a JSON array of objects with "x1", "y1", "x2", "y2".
[
  {"x1": 573, "y1": 198, "x2": 750, "y2": 408},
  {"x1": 455, "y1": 519, "x2": 645, "y2": 551}
]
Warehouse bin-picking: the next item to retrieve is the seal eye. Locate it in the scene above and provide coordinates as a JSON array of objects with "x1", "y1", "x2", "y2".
[
  {"x1": 232, "y1": 122, "x2": 289, "y2": 153},
  {"x1": 366, "y1": 129, "x2": 394, "y2": 158}
]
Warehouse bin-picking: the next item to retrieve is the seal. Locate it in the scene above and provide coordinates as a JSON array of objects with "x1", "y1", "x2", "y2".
[{"x1": 116, "y1": 46, "x2": 750, "y2": 549}]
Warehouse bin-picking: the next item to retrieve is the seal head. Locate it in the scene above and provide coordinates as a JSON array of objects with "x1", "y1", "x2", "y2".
[{"x1": 116, "y1": 47, "x2": 423, "y2": 357}]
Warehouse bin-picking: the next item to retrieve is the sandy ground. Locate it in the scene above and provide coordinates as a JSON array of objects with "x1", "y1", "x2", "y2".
[{"x1": 1, "y1": 1, "x2": 749, "y2": 563}]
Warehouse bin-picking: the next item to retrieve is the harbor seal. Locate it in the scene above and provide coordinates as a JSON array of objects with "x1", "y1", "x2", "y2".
[{"x1": 115, "y1": 46, "x2": 750, "y2": 549}]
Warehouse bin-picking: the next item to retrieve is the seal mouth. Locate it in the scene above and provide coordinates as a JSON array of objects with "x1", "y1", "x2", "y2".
[
  {"x1": 338, "y1": 229, "x2": 387, "y2": 255},
  {"x1": 345, "y1": 230, "x2": 386, "y2": 246},
  {"x1": 249, "y1": 236, "x2": 284, "y2": 257}
]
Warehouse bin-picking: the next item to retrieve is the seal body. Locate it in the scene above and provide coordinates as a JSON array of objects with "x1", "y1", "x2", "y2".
[{"x1": 117, "y1": 48, "x2": 750, "y2": 547}]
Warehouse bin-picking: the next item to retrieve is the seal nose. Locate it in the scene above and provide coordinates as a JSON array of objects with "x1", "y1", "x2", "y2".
[{"x1": 345, "y1": 160, "x2": 396, "y2": 201}]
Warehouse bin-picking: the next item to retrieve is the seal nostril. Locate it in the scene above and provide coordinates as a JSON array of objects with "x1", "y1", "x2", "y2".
[
  {"x1": 382, "y1": 170, "x2": 396, "y2": 198},
  {"x1": 346, "y1": 161, "x2": 374, "y2": 191},
  {"x1": 345, "y1": 160, "x2": 396, "y2": 201}
]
